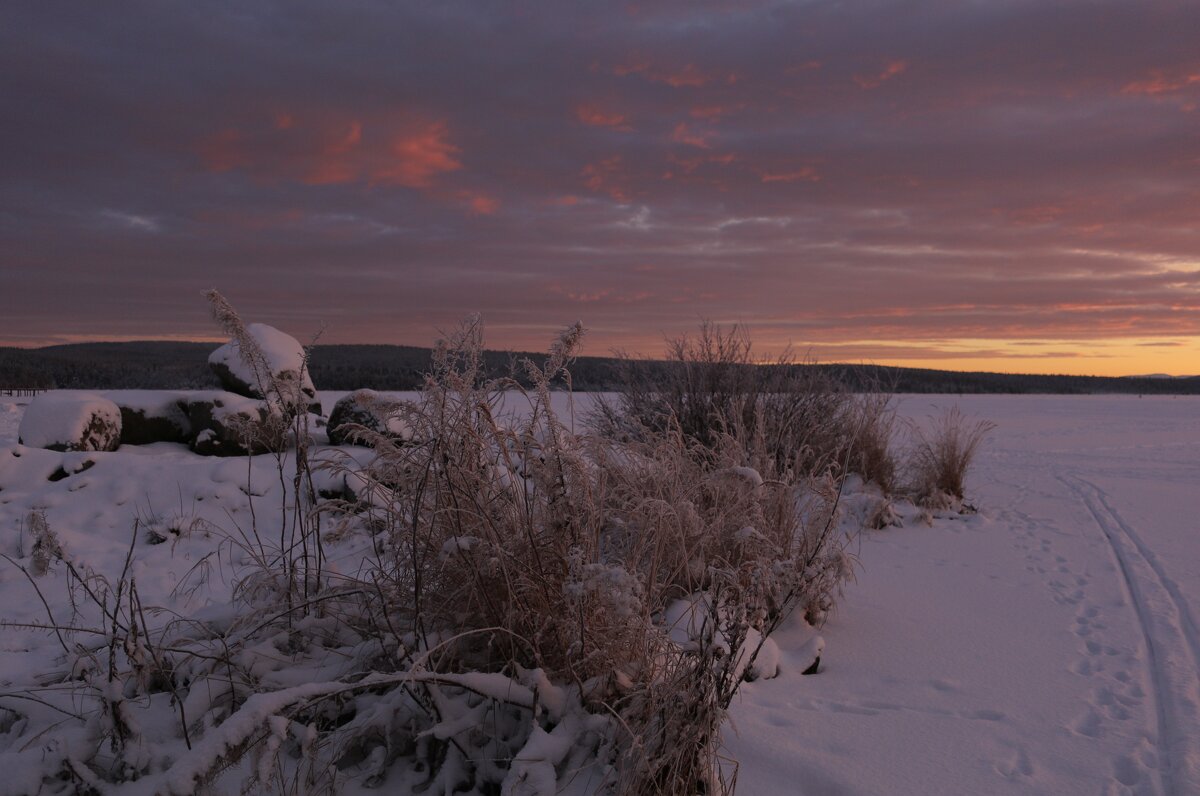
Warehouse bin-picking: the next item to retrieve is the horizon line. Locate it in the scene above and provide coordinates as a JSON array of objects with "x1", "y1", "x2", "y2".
[{"x1": 1, "y1": 337, "x2": 1193, "y2": 381}]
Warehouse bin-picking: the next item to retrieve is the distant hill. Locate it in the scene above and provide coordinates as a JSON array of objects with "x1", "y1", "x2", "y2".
[{"x1": 1, "y1": 341, "x2": 1198, "y2": 395}]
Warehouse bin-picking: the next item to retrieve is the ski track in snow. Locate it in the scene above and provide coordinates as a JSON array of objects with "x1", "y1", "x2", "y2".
[{"x1": 1058, "y1": 474, "x2": 1200, "y2": 795}]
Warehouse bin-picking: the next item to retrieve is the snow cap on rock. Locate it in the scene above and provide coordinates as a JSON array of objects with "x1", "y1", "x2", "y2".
[
  {"x1": 18, "y1": 392, "x2": 122, "y2": 452},
  {"x1": 208, "y1": 323, "x2": 320, "y2": 414}
]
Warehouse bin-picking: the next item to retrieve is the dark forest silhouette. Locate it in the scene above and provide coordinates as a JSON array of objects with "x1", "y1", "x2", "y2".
[{"x1": 1, "y1": 341, "x2": 1197, "y2": 395}]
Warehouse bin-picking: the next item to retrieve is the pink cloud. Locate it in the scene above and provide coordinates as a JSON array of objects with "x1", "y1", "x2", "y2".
[
  {"x1": 760, "y1": 166, "x2": 819, "y2": 183},
  {"x1": 854, "y1": 59, "x2": 909, "y2": 89},
  {"x1": 670, "y1": 122, "x2": 714, "y2": 149},
  {"x1": 197, "y1": 115, "x2": 462, "y2": 189},
  {"x1": 581, "y1": 155, "x2": 632, "y2": 202},
  {"x1": 1121, "y1": 65, "x2": 1200, "y2": 95},
  {"x1": 575, "y1": 103, "x2": 633, "y2": 130}
]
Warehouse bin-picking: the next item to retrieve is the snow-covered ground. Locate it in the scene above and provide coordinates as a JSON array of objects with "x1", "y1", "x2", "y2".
[
  {"x1": 729, "y1": 394, "x2": 1200, "y2": 796},
  {"x1": 1, "y1": 393, "x2": 1197, "y2": 794}
]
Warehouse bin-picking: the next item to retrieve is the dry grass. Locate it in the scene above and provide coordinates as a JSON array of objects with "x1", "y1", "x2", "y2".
[
  {"x1": 590, "y1": 321, "x2": 899, "y2": 491},
  {"x1": 907, "y1": 406, "x2": 997, "y2": 507},
  {"x1": 318, "y1": 318, "x2": 851, "y2": 793},
  {"x1": 1, "y1": 313, "x2": 855, "y2": 795}
]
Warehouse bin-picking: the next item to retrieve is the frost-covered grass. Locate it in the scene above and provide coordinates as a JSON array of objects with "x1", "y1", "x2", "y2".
[
  {"x1": 0, "y1": 315, "x2": 860, "y2": 794},
  {"x1": 0, "y1": 299, "x2": 1036, "y2": 794},
  {"x1": 904, "y1": 405, "x2": 997, "y2": 510},
  {"x1": 590, "y1": 322, "x2": 900, "y2": 491}
]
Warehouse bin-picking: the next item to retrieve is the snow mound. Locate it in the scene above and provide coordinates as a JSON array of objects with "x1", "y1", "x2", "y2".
[{"x1": 17, "y1": 392, "x2": 122, "y2": 452}]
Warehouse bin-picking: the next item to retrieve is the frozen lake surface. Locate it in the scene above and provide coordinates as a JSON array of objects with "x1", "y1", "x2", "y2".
[{"x1": 730, "y1": 394, "x2": 1200, "y2": 795}]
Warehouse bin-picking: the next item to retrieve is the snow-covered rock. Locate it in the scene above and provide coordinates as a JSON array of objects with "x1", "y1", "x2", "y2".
[
  {"x1": 208, "y1": 323, "x2": 320, "y2": 415},
  {"x1": 185, "y1": 392, "x2": 288, "y2": 457},
  {"x1": 17, "y1": 393, "x2": 122, "y2": 452},
  {"x1": 326, "y1": 389, "x2": 412, "y2": 446},
  {"x1": 106, "y1": 390, "x2": 191, "y2": 445}
]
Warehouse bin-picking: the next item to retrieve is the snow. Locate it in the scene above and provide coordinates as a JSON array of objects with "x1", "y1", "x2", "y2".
[
  {"x1": 0, "y1": 392, "x2": 1198, "y2": 793},
  {"x1": 101, "y1": 389, "x2": 189, "y2": 414},
  {"x1": 727, "y1": 394, "x2": 1200, "y2": 795},
  {"x1": 725, "y1": 465, "x2": 764, "y2": 487}
]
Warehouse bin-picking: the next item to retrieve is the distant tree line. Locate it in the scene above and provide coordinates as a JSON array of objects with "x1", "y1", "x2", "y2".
[{"x1": 1, "y1": 341, "x2": 1197, "y2": 395}]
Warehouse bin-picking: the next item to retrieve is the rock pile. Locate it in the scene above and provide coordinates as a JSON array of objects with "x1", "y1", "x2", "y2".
[{"x1": 19, "y1": 324, "x2": 319, "y2": 457}]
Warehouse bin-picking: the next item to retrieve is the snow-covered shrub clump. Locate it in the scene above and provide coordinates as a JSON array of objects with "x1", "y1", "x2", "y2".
[
  {"x1": 590, "y1": 321, "x2": 899, "y2": 490},
  {"x1": 17, "y1": 392, "x2": 122, "y2": 452},
  {"x1": 313, "y1": 318, "x2": 852, "y2": 794},
  {"x1": 208, "y1": 319, "x2": 320, "y2": 415}
]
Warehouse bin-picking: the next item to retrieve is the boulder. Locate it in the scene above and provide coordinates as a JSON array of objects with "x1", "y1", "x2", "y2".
[
  {"x1": 18, "y1": 393, "x2": 122, "y2": 452},
  {"x1": 106, "y1": 391, "x2": 191, "y2": 445},
  {"x1": 208, "y1": 323, "x2": 320, "y2": 415},
  {"x1": 327, "y1": 390, "x2": 412, "y2": 446},
  {"x1": 185, "y1": 392, "x2": 289, "y2": 457}
]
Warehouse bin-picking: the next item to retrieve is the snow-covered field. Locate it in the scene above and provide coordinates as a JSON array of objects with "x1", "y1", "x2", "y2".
[
  {"x1": 1, "y1": 393, "x2": 1197, "y2": 794},
  {"x1": 730, "y1": 394, "x2": 1200, "y2": 796}
]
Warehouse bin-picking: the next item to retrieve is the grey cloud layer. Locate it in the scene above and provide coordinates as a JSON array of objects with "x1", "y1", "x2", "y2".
[{"x1": 2, "y1": 0, "x2": 1198, "y2": 359}]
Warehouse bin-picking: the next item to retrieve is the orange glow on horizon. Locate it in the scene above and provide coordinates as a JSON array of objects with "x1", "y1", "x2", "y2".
[{"x1": 2, "y1": 330, "x2": 1196, "y2": 379}]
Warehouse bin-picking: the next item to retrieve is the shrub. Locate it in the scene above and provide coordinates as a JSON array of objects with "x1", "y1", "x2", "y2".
[
  {"x1": 316, "y1": 317, "x2": 851, "y2": 793},
  {"x1": 590, "y1": 321, "x2": 898, "y2": 490},
  {"x1": 844, "y1": 390, "x2": 899, "y2": 493},
  {"x1": 907, "y1": 406, "x2": 996, "y2": 507}
]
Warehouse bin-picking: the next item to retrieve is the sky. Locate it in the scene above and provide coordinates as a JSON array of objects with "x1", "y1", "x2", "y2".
[{"x1": 2, "y1": 1, "x2": 1199, "y2": 376}]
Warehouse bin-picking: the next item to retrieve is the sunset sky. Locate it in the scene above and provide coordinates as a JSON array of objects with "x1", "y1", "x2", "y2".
[{"x1": 3, "y1": 1, "x2": 1199, "y2": 375}]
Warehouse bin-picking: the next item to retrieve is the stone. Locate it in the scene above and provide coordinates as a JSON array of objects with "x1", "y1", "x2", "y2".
[
  {"x1": 107, "y1": 392, "x2": 191, "y2": 445},
  {"x1": 185, "y1": 392, "x2": 289, "y2": 457},
  {"x1": 208, "y1": 323, "x2": 321, "y2": 415},
  {"x1": 18, "y1": 393, "x2": 122, "y2": 452},
  {"x1": 326, "y1": 389, "x2": 412, "y2": 446}
]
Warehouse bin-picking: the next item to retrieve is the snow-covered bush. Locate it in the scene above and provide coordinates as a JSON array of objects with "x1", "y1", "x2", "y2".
[
  {"x1": 590, "y1": 321, "x2": 898, "y2": 489},
  {"x1": 843, "y1": 390, "x2": 899, "y2": 494},
  {"x1": 315, "y1": 317, "x2": 851, "y2": 793}
]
